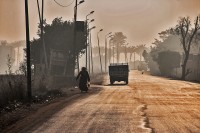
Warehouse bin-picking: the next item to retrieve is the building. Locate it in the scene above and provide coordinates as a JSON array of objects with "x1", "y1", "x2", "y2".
[{"x1": 0, "y1": 41, "x2": 25, "y2": 74}]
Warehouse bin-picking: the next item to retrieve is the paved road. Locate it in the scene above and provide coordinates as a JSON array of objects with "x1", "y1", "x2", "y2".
[{"x1": 5, "y1": 71, "x2": 200, "y2": 133}]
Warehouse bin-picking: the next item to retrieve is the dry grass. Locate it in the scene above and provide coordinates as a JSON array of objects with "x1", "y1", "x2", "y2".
[{"x1": 0, "y1": 75, "x2": 26, "y2": 110}]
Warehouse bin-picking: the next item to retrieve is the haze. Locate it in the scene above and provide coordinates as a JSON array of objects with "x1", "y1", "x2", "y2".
[{"x1": 0, "y1": 0, "x2": 200, "y2": 45}]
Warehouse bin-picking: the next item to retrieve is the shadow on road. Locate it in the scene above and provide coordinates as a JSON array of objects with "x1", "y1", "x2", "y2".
[
  {"x1": 3, "y1": 86, "x2": 103, "y2": 133},
  {"x1": 105, "y1": 83, "x2": 128, "y2": 86}
]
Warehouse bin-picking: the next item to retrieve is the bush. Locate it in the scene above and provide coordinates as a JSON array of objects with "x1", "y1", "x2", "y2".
[{"x1": 0, "y1": 75, "x2": 26, "y2": 109}]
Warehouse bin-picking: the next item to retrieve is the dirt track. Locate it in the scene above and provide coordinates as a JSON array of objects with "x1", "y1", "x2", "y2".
[{"x1": 4, "y1": 71, "x2": 200, "y2": 133}]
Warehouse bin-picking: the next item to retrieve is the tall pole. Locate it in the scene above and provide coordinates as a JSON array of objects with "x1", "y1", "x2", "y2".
[
  {"x1": 89, "y1": 26, "x2": 96, "y2": 74},
  {"x1": 73, "y1": 0, "x2": 78, "y2": 75},
  {"x1": 134, "y1": 52, "x2": 136, "y2": 69},
  {"x1": 109, "y1": 38, "x2": 111, "y2": 65},
  {"x1": 85, "y1": 15, "x2": 89, "y2": 69},
  {"x1": 88, "y1": 31, "x2": 90, "y2": 73},
  {"x1": 85, "y1": 12, "x2": 94, "y2": 69},
  {"x1": 36, "y1": 0, "x2": 41, "y2": 21},
  {"x1": 113, "y1": 44, "x2": 115, "y2": 63},
  {"x1": 105, "y1": 32, "x2": 112, "y2": 72},
  {"x1": 125, "y1": 43, "x2": 128, "y2": 63},
  {"x1": 25, "y1": 0, "x2": 32, "y2": 101},
  {"x1": 37, "y1": 0, "x2": 48, "y2": 73},
  {"x1": 105, "y1": 36, "x2": 107, "y2": 72},
  {"x1": 73, "y1": 0, "x2": 84, "y2": 74},
  {"x1": 86, "y1": 20, "x2": 88, "y2": 68},
  {"x1": 41, "y1": 0, "x2": 48, "y2": 72},
  {"x1": 108, "y1": 37, "x2": 113, "y2": 65},
  {"x1": 117, "y1": 43, "x2": 119, "y2": 63},
  {"x1": 89, "y1": 32, "x2": 92, "y2": 74},
  {"x1": 97, "y1": 29, "x2": 103, "y2": 73}
]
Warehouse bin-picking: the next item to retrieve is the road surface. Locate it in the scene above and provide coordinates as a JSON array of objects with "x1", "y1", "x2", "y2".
[{"x1": 4, "y1": 71, "x2": 200, "y2": 133}]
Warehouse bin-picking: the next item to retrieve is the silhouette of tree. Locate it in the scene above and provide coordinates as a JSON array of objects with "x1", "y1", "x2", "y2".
[
  {"x1": 173, "y1": 16, "x2": 200, "y2": 80},
  {"x1": 31, "y1": 17, "x2": 87, "y2": 75},
  {"x1": 157, "y1": 51, "x2": 181, "y2": 76},
  {"x1": 127, "y1": 46, "x2": 136, "y2": 62},
  {"x1": 112, "y1": 32, "x2": 127, "y2": 63},
  {"x1": 142, "y1": 50, "x2": 148, "y2": 62},
  {"x1": 134, "y1": 44, "x2": 148, "y2": 61}
]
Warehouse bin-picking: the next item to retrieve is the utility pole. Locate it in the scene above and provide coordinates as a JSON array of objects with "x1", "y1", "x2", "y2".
[
  {"x1": 113, "y1": 44, "x2": 115, "y2": 63},
  {"x1": 37, "y1": 0, "x2": 48, "y2": 73},
  {"x1": 90, "y1": 32, "x2": 93, "y2": 74},
  {"x1": 89, "y1": 26, "x2": 96, "y2": 74},
  {"x1": 41, "y1": 0, "x2": 48, "y2": 72},
  {"x1": 72, "y1": 0, "x2": 84, "y2": 75},
  {"x1": 97, "y1": 29, "x2": 103, "y2": 73},
  {"x1": 105, "y1": 32, "x2": 112, "y2": 72},
  {"x1": 125, "y1": 43, "x2": 128, "y2": 63},
  {"x1": 85, "y1": 11, "x2": 94, "y2": 68},
  {"x1": 134, "y1": 52, "x2": 136, "y2": 69},
  {"x1": 24, "y1": 0, "x2": 32, "y2": 102},
  {"x1": 105, "y1": 37, "x2": 107, "y2": 72},
  {"x1": 73, "y1": 0, "x2": 78, "y2": 75},
  {"x1": 108, "y1": 37, "x2": 113, "y2": 65},
  {"x1": 85, "y1": 11, "x2": 94, "y2": 69},
  {"x1": 85, "y1": 20, "x2": 88, "y2": 69}
]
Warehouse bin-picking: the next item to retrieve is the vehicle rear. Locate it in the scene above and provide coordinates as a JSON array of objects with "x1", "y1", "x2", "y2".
[{"x1": 109, "y1": 63, "x2": 129, "y2": 84}]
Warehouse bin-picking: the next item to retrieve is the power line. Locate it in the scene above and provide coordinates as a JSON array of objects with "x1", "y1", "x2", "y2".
[{"x1": 53, "y1": 0, "x2": 75, "y2": 7}]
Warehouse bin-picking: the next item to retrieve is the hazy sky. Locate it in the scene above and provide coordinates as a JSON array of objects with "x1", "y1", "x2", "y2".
[{"x1": 0, "y1": 0, "x2": 200, "y2": 46}]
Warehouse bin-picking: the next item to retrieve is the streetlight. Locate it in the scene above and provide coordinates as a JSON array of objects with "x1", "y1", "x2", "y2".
[
  {"x1": 86, "y1": 11, "x2": 94, "y2": 20},
  {"x1": 73, "y1": 0, "x2": 84, "y2": 75},
  {"x1": 78, "y1": 0, "x2": 84, "y2": 5},
  {"x1": 89, "y1": 26, "x2": 96, "y2": 31},
  {"x1": 108, "y1": 35, "x2": 113, "y2": 65},
  {"x1": 85, "y1": 11, "x2": 94, "y2": 68},
  {"x1": 85, "y1": 19, "x2": 95, "y2": 69},
  {"x1": 105, "y1": 32, "x2": 112, "y2": 72},
  {"x1": 87, "y1": 19, "x2": 95, "y2": 73},
  {"x1": 97, "y1": 29, "x2": 103, "y2": 73},
  {"x1": 89, "y1": 19, "x2": 94, "y2": 23},
  {"x1": 89, "y1": 26, "x2": 96, "y2": 74}
]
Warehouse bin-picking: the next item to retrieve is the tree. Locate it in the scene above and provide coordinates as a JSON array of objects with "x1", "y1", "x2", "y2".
[
  {"x1": 31, "y1": 17, "x2": 87, "y2": 75},
  {"x1": 148, "y1": 30, "x2": 180, "y2": 75},
  {"x1": 1, "y1": 40, "x2": 8, "y2": 46},
  {"x1": 174, "y1": 16, "x2": 200, "y2": 80},
  {"x1": 142, "y1": 50, "x2": 148, "y2": 62},
  {"x1": 157, "y1": 51, "x2": 181, "y2": 76},
  {"x1": 6, "y1": 54, "x2": 14, "y2": 75},
  {"x1": 134, "y1": 44, "x2": 148, "y2": 61},
  {"x1": 127, "y1": 46, "x2": 136, "y2": 62},
  {"x1": 112, "y1": 32, "x2": 127, "y2": 63}
]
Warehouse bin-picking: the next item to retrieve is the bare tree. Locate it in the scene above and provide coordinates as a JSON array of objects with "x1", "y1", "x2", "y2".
[{"x1": 175, "y1": 16, "x2": 200, "y2": 80}]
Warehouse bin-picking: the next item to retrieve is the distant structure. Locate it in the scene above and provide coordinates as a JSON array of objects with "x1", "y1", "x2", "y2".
[
  {"x1": 0, "y1": 40, "x2": 25, "y2": 74},
  {"x1": 9, "y1": 41, "x2": 26, "y2": 67}
]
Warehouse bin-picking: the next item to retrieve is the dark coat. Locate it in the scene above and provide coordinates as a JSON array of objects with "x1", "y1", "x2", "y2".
[{"x1": 76, "y1": 70, "x2": 90, "y2": 90}]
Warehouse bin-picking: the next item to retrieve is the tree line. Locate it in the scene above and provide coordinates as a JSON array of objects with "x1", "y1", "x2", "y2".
[{"x1": 143, "y1": 15, "x2": 200, "y2": 80}]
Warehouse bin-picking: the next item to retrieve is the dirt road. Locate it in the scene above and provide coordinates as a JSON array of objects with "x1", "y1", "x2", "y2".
[{"x1": 4, "y1": 71, "x2": 200, "y2": 133}]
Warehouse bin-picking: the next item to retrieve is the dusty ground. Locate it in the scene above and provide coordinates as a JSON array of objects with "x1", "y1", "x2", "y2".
[{"x1": 3, "y1": 70, "x2": 200, "y2": 133}]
